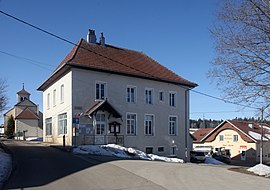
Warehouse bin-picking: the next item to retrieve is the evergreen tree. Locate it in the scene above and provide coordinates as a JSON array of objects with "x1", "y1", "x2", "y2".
[{"x1": 5, "y1": 115, "x2": 15, "y2": 138}]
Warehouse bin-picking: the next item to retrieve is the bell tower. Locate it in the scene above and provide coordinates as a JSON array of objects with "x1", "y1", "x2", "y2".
[{"x1": 16, "y1": 83, "x2": 30, "y2": 103}]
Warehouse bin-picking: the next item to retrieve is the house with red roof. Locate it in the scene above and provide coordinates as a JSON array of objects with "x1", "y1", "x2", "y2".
[
  {"x1": 37, "y1": 29, "x2": 197, "y2": 160},
  {"x1": 4, "y1": 85, "x2": 43, "y2": 139},
  {"x1": 193, "y1": 120, "x2": 270, "y2": 164}
]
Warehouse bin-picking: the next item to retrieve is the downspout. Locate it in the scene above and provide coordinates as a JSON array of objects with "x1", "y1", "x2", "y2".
[{"x1": 184, "y1": 88, "x2": 190, "y2": 162}]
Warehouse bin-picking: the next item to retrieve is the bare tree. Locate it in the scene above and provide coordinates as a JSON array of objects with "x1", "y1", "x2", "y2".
[
  {"x1": 209, "y1": 0, "x2": 270, "y2": 112},
  {"x1": 0, "y1": 78, "x2": 8, "y2": 113}
]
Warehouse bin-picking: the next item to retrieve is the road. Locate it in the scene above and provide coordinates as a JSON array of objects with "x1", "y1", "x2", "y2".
[{"x1": 1, "y1": 140, "x2": 270, "y2": 190}]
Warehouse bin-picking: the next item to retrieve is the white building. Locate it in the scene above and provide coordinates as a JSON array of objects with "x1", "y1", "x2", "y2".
[
  {"x1": 4, "y1": 85, "x2": 43, "y2": 139},
  {"x1": 38, "y1": 29, "x2": 197, "y2": 160}
]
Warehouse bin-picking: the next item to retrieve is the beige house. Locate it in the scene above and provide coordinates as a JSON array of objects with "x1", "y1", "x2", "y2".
[
  {"x1": 193, "y1": 120, "x2": 270, "y2": 164},
  {"x1": 37, "y1": 29, "x2": 197, "y2": 160},
  {"x1": 4, "y1": 86, "x2": 43, "y2": 139}
]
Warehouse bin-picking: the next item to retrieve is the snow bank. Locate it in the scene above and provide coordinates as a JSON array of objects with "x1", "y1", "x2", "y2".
[
  {"x1": 73, "y1": 144, "x2": 184, "y2": 163},
  {"x1": 0, "y1": 150, "x2": 12, "y2": 182},
  {"x1": 25, "y1": 137, "x2": 43, "y2": 141},
  {"x1": 247, "y1": 164, "x2": 270, "y2": 177},
  {"x1": 148, "y1": 154, "x2": 184, "y2": 163},
  {"x1": 204, "y1": 156, "x2": 225, "y2": 165}
]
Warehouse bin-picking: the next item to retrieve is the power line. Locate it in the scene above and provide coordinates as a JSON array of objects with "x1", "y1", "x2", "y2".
[
  {"x1": 190, "y1": 110, "x2": 255, "y2": 114},
  {"x1": 0, "y1": 10, "x2": 261, "y2": 112},
  {"x1": 0, "y1": 50, "x2": 55, "y2": 70},
  {"x1": 0, "y1": 10, "x2": 157, "y2": 79}
]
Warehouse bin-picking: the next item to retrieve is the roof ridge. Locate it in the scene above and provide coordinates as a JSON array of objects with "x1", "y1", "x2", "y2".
[{"x1": 16, "y1": 107, "x2": 38, "y2": 119}]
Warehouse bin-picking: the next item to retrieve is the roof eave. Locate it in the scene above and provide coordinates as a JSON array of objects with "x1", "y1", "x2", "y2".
[{"x1": 69, "y1": 63, "x2": 197, "y2": 88}]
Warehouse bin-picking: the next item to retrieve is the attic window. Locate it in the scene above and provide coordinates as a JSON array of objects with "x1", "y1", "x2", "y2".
[{"x1": 200, "y1": 133, "x2": 206, "y2": 136}]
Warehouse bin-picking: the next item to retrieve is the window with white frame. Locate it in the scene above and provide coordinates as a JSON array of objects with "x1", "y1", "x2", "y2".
[
  {"x1": 45, "y1": 117, "x2": 52, "y2": 136},
  {"x1": 145, "y1": 89, "x2": 153, "y2": 104},
  {"x1": 53, "y1": 89, "x2": 56, "y2": 106},
  {"x1": 96, "y1": 82, "x2": 106, "y2": 100},
  {"x1": 233, "y1": 135, "x2": 238, "y2": 142},
  {"x1": 145, "y1": 114, "x2": 154, "y2": 135},
  {"x1": 169, "y1": 92, "x2": 176, "y2": 107},
  {"x1": 126, "y1": 113, "x2": 136, "y2": 135},
  {"x1": 95, "y1": 113, "x2": 106, "y2": 135},
  {"x1": 58, "y1": 113, "x2": 67, "y2": 135},
  {"x1": 169, "y1": 116, "x2": 177, "y2": 135},
  {"x1": 127, "y1": 86, "x2": 136, "y2": 103},
  {"x1": 219, "y1": 135, "x2": 224, "y2": 141},
  {"x1": 47, "y1": 93, "x2": 50, "y2": 109},
  {"x1": 60, "y1": 84, "x2": 64, "y2": 103},
  {"x1": 159, "y1": 91, "x2": 164, "y2": 102}
]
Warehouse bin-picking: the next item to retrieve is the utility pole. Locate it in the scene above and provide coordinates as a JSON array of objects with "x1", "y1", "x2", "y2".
[{"x1": 260, "y1": 107, "x2": 264, "y2": 165}]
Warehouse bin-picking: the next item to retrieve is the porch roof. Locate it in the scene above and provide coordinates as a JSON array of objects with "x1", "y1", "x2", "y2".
[{"x1": 85, "y1": 100, "x2": 122, "y2": 118}]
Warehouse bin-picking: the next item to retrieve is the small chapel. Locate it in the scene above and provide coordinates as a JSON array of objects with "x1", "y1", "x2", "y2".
[{"x1": 4, "y1": 85, "x2": 43, "y2": 139}]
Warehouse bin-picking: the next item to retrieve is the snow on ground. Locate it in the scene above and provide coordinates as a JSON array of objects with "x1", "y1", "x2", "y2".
[
  {"x1": 0, "y1": 149, "x2": 12, "y2": 183},
  {"x1": 25, "y1": 137, "x2": 43, "y2": 141},
  {"x1": 204, "y1": 156, "x2": 225, "y2": 165},
  {"x1": 73, "y1": 144, "x2": 184, "y2": 163},
  {"x1": 247, "y1": 164, "x2": 270, "y2": 177}
]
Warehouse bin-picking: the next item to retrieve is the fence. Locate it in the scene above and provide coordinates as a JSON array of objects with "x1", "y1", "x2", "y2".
[{"x1": 79, "y1": 135, "x2": 124, "y2": 146}]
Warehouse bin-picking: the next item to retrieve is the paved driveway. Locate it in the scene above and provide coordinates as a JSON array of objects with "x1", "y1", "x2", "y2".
[{"x1": 2, "y1": 140, "x2": 269, "y2": 190}]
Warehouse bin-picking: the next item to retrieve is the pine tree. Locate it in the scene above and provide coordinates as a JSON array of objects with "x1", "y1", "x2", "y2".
[{"x1": 5, "y1": 115, "x2": 15, "y2": 138}]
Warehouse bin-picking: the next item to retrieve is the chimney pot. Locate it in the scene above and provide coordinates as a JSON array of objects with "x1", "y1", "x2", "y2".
[
  {"x1": 87, "y1": 29, "x2": 97, "y2": 44},
  {"x1": 100, "y1": 32, "x2": 105, "y2": 46}
]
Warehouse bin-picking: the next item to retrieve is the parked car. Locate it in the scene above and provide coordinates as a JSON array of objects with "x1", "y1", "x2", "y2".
[{"x1": 190, "y1": 151, "x2": 206, "y2": 163}]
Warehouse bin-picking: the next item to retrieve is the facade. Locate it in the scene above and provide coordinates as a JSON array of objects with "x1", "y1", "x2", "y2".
[
  {"x1": 4, "y1": 86, "x2": 43, "y2": 139},
  {"x1": 193, "y1": 120, "x2": 270, "y2": 164},
  {"x1": 38, "y1": 29, "x2": 197, "y2": 160}
]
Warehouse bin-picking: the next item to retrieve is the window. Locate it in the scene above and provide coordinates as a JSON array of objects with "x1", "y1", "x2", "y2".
[
  {"x1": 158, "y1": 147, "x2": 164, "y2": 152},
  {"x1": 219, "y1": 135, "x2": 224, "y2": 141},
  {"x1": 60, "y1": 84, "x2": 64, "y2": 103},
  {"x1": 45, "y1": 117, "x2": 52, "y2": 136},
  {"x1": 126, "y1": 113, "x2": 136, "y2": 135},
  {"x1": 58, "y1": 113, "x2": 67, "y2": 135},
  {"x1": 233, "y1": 135, "x2": 238, "y2": 142},
  {"x1": 127, "y1": 86, "x2": 136, "y2": 103},
  {"x1": 159, "y1": 91, "x2": 164, "y2": 102},
  {"x1": 145, "y1": 114, "x2": 154, "y2": 135},
  {"x1": 145, "y1": 147, "x2": 153, "y2": 154},
  {"x1": 53, "y1": 89, "x2": 56, "y2": 106},
  {"x1": 95, "y1": 113, "x2": 106, "y2": 135},
  {"x1": 96, "y1": 82, "x2": 106, "y2": 100},
  {"x1": 170, "y1": 146, "x2": 177, "y2": 156},
  {"x1": 169, "y1": 116, "x2": 177, "y2": 135},
  {"x1": 145, "y1": 89, "x2": 153, "y2": 104},
  {"x1": 47, "y1": 93, "x2": 50, "y2": 109},
  {"x1": 169, "y1": 92, "x2": 176, "y2": 107}
]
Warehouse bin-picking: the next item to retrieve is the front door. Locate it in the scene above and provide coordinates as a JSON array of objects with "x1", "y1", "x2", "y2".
[
  {"x1": 240, "y1": 146, "x2": 247, "y2": 161},
  {"x1": 95, "y1": 113, "x2": 106, "y2": 144},
  {"x1": 241, "y1": 150, "x2": 246, "y2": 161}
]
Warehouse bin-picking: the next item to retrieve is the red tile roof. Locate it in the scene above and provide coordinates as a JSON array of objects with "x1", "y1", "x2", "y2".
[
  {"x1": 193, "y1": 128, "x2": 213, "y2": 143},
  {"x1": 16, "y1": 108, "x2": 39, "y2": 120},
  {"x1": 195, "y1": 120, "x2": 270, "y2": 143},
  {"x1": 38, "y1": 39, "x2": 197, "y2": 91}
]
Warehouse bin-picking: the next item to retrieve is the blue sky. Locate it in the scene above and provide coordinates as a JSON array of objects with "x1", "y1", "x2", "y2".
[{"x1": 0, "y1": 0, "x2": 258, "y2": 124}]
